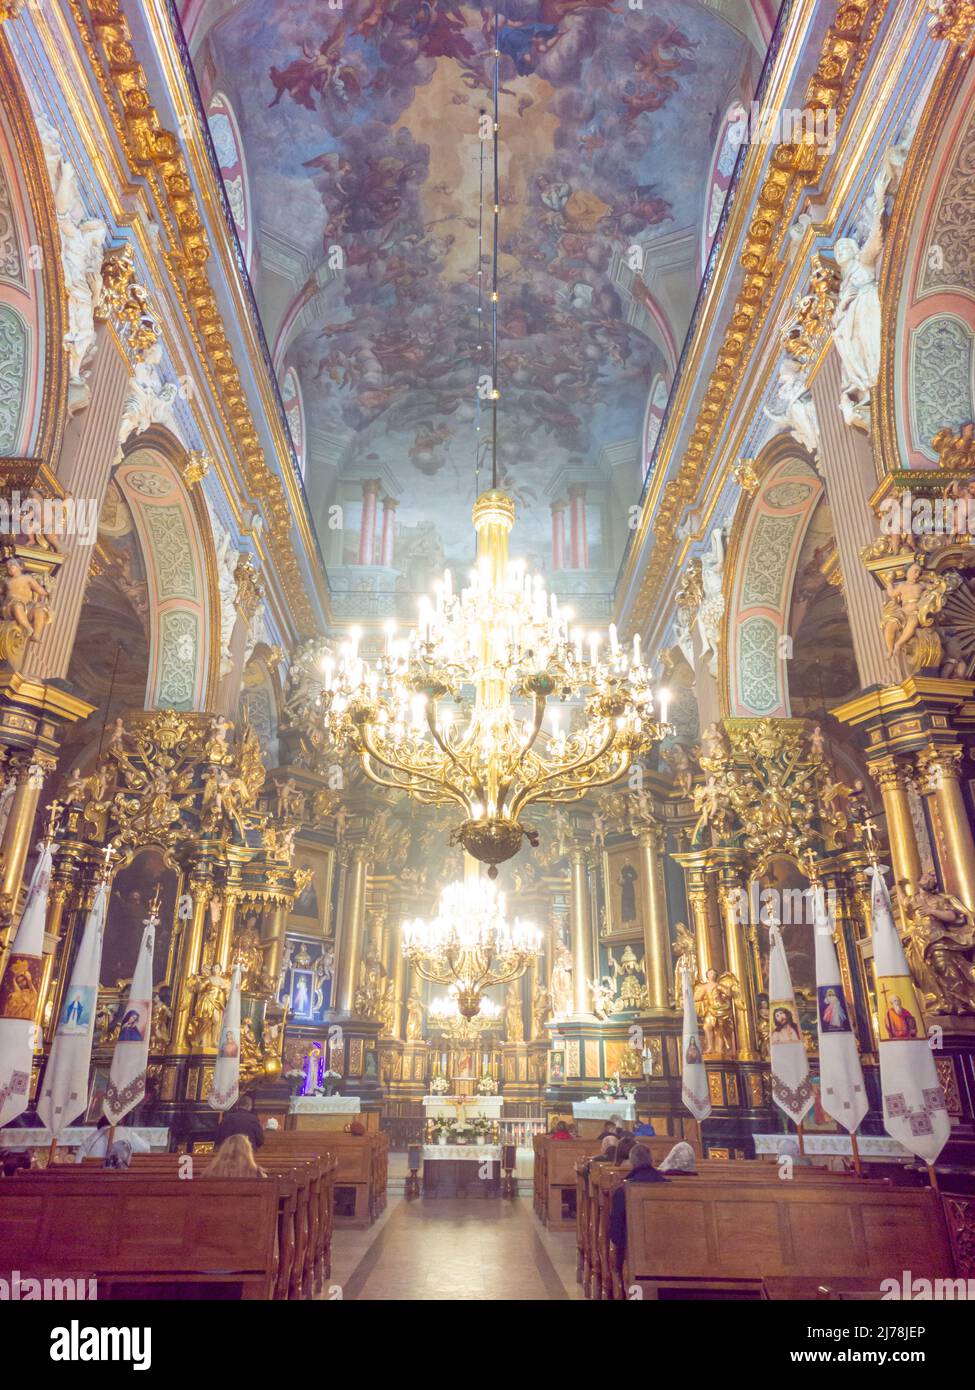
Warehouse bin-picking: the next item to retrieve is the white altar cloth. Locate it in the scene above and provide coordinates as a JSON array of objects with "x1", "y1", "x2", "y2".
[
  {"x1": 0, "y1": 1127, "x2": 169, "y2": 1150},
  {"x1": 752, "y1": 1133, "x2": 911, "y2": 1159},
  {"x1": 288, "y1": 1095, "x2": 361, "y2": 1114},
  {"x1": 422, "y1": 1143, "x2": 502, "y2": 1162},
  {"x1": 571, "y1": 1100, "x2": 636, "y2": 1123},
  {"x1": 422, "y1": 1095, "x2": 502, "y2": 1120}
]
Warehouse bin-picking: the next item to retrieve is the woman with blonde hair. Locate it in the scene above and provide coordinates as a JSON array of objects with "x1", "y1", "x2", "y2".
[{"x1": 203, "y1": 1132, "x2": 267, "y2": 1178}]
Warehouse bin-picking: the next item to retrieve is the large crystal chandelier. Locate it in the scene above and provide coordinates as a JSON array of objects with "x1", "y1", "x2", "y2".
[
  {"x1": 402, "y1": 868, "x2": 541, "y2": 1018},
  {"x1": 321, "y1": 492, "x2": 666, "y2": 870},
  {"x1": 316, "y1": 30, "x2": 668, "y2": 871}
]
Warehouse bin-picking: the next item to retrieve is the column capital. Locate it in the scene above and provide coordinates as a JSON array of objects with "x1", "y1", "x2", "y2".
[{"x1": 866, "y1": 753, "x2": 914, "y2": 792}]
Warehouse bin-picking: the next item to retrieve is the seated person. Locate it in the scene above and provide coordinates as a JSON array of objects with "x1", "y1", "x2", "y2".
[
  {"x1": 633, "y1": 1114, "x2": 656, "y2": 1137},
  {"x1": 549, "y1": 1120, "x2": 574, "y2": 1141},
  {"x1": 204, "y1": 1133, "x2": 267, "y2": 1178},
  {"x1": 216, "y1": 1093, "x2": 264, "y2": 1149},
  {"x1": 607, "y1": 1143, "x2": 668, "y2": 1261},
  {"x1": 588, "y1": 1135, "x2": 619, "y2": 1167},
  {"x1": 658, "y1": 1141, "x2": 697, "y2": 1175},
  {"x1": 75, "y1": 1114, "x2": 150, "y2": 1163},
  {"x1": 0, "y1": 1149, "x2": 32, "y2": 1177},
  {"x1": 615, "y1": 1133, "x2": 638, "y2": 1166}
]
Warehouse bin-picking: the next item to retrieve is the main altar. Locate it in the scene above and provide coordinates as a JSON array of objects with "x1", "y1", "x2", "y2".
[{"x1": 422, "y1": 1095, "x2": 503, "y2": 1123}]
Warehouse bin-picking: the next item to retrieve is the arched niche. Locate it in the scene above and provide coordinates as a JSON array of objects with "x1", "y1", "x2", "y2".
[
  {"x1": 0, "y1": 37, "x2": 67, "y2": 462},
  {"x1": 238, "y1": 642, "x2": 283, "y2": 768},
  {"x1": 723, "y1": 447, "x2": 823, "y2": 718},
  {"x1": 115, "y1": 429, "x2": 221, "y2": 713},
  {"x1": 881, "y1": 57, "x2": 975, "y2": 469}
]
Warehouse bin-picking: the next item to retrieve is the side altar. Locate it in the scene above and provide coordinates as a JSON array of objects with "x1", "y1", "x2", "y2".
[{"x1": 286, "y1": 1095, "x2": 364, "y2": 1131}]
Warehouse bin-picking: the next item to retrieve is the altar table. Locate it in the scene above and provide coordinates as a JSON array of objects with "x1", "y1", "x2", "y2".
[
  {"x1": 571, "y1": 1100, "x2": 636, "y2": 1136},
  {"x1": 422, "y1": 1095, "x2": 502, "y2": 1120},
  {"x1": 287, "y1": 1095, "x2": 363, "y2": 1131},
  {"x1": 422, "y1": 1143, "x2": 502, "y2": 1198}
]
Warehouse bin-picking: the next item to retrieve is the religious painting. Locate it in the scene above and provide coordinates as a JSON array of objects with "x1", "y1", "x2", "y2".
[
  {"x1": 117, "y1": 1000, "x2": 149, "y2": 1043},
  {"x1": 58, "y1": 984, "x2": 95, "y2": 1036},
  {"x1": 278, "y1": 934, "x2": 333, "y2": 1022},
  {"x1": 769, "y1": 1001, "x2": 803, "y2": 1046},
  {"x1": 804, "y1": 1072, "x2": 840, "y2": 1134},
  {"x1": 364, "y1": 1048, "x2": 378, "y2": 1080},
  {"x1": 818, "y1": 983, "x2": 853, "y2": 1033},
  {"x1": 0, "y1": 952, "x2": 41, "y2": 1021},
  {"x1": 288, "y1": 843, "x2": 334, "y2": 936},
  {"x1": 101, "y1": 846, "x2": 180, "y2": 989},
  {"x1": 549, "y1": 1048, "x2": 565, "y2": 1084},
  {"x1": 603, "y1": 845, "x2": 643, "y2": 937},
  {"x1": 454, "y1": 1049, "x2": 475, "y2": 1081},
  {"x1": 876, "y1": 975, "x2": 922, "y2": 1042}
]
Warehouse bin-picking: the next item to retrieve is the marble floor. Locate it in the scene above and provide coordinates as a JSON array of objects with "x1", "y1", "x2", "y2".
[{"x1": 326, "y1": 1193, "x2": 583, "y2": 1301}]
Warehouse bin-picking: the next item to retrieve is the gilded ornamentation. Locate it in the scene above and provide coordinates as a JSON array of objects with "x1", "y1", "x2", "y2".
[
  {"x1": 693, "y1": 967, "x2": 745, "y2": 1057},
  {"x1": 927, "y1": 0, "x2": 975, "y2": 52},
  {"x1": 781, "y1": 253, "x2": 839, "y2": 363},
  {"x1": 932, "y1": 422, "x2": 975, "y2": 471},
  {"x1": 0, "y1": 556, "x2": 52, "y2": 649},
  {"x1": 897, "y1": 871, "x2": 975, "y2": 1014},
  {"x1": 185, "y1": 962, "x2": 231, "y2": 1050},
  {"x1": 0, "y1": 2, "x2": 25, "y2": 21},
  {"x1": 149, "y1": 990, "x2": 172, "y2": 1053},
  {"x1": 879, "y1": 562, "x2": 953, "y2": 666},
  {"x1": 732, "y1": 457, "x2": 759, "y2": 494},
  {"x1": 180, "y1": 451, "x2": 211, "y2": 486}
]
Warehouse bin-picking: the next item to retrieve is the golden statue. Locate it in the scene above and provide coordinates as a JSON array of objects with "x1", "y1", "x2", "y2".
[
  {"x1": 693, "y1": 967, "x2": 744, "y2": 1056},
  {"x1": 898, "y1": 872, "x2": 975, "y2": 1014},
  {"x1": 186, "y1": 963, "x2": 231, "y2": 1049},
  {"x1": 149, "y1": 990, "x2": 172, "y2": 1053},
  {"x1": 1, "y1": 557, "x2": 52, "y2": 643},
  {"x1": 232, "y1": 915, "x2": 273, "y2": 995},
  {"x1": 239, "y1": 1016, "x2": 264, "y2": 1081},
  {"x1": 607, "y1": 943, "x2": 648, "y2": 1011},
  {"x1": 406, "y1": 989, "x2": 425, "y2": 1041},
  {"x1": 504, "y1": 983, "x2": 524, "y2": 1042}
]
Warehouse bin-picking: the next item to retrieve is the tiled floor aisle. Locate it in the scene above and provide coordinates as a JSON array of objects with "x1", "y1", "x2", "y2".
[{"x1": 328, "y1": 1195, "x2": 583, "y2": 1300}]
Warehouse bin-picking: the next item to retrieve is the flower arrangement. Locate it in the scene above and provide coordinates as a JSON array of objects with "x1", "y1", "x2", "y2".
[
  {"x1": 430, "y1": 1117, "x2": 457, "y2": 1141},
  {"x1": 469, "y1": 1114, "x2": 496, "y2": 1141},
  {"x1": 453, "y1": 1121, "x2": 478, "y2": 1144},
  {"x1": 599, "y1": 1071, "x2": 628, "y2": 1100},
  {"x1": 314, "y1": 1068, "x2": 342, "y2": 1098},
  {"x1": 476, "y1": 1074, "x2": 498, "y2": 1095},
  {"x1": 285, "y1": 1067, "x2": 305, "y2": 1097},
  {"x1": 430, "y1": 1075, "x2": 450, "y2": 1095}
]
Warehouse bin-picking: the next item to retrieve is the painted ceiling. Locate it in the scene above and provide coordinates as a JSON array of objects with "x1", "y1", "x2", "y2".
[{"x1": 193, "y1": 1, "x2": 769, "y2": 588}]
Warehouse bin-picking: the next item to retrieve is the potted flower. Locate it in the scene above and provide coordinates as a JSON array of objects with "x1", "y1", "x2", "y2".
[
  {"x1": 430, "y1": 1075, "x2": 450, "y2": 1096},
  {"x1": 476, "y1": 1074, "x2": 497, "y2": 1096},
  {"x1": 315, "y1": 1068, "x2": 342, "y2": 1098},
  {"x1": 285, "y1": 1068, "x2": 305, "y2": 1098},
  {"x1": 453, "y1": 1121, "x2": 476, "y2": 1146},
  {"x1": 431, "y1": 1118, "x2": 455, "y2": 1146},
  {"x1": 469, "y1": 1115, "x2": 494, "y2": 1144}
]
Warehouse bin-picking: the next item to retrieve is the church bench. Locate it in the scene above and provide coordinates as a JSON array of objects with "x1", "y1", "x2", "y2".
[
  {"x1": 112, "y1": 1151, "x2": 334, "y2": 1297},
  {"x1": 533, "y1": 1136, "x2": 701, "y2": 1230},
  {"x1": 585, "y1": 1162, "x2": 899, "y2": 1301},
  {"x1": 619, "y1": 1176, "x2": 953, "y2": 1301},
  {"x1": 0, "y1": 1174, "x2": 286, "y2": 1299},
  {"x1": 262, "y1": 1131, "x2": 386, "y2": 1229}
]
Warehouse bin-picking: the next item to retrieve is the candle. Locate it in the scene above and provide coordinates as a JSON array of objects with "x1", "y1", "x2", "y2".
[{"x1": 659, "y1": 687, "x2": 670, "y2": 726}]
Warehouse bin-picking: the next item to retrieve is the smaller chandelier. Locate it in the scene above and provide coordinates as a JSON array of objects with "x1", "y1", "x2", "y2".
[{"x1": 402, "y1": 871, "x2": 541, "y2": 1018}]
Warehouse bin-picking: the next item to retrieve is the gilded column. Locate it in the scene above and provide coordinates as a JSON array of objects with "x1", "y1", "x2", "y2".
[
  {"x1": 915, "y1": 746, "x2": 975, "y2": 912},
  {"x1": 638, "y1": 826, "x2": 671, "y2": 1009},
  {"x1": 0, "y1": 754, "x2": 52, "y2": 932},
  {"x1": 868, "y1": 756, "x2": 922, "y2": 900},
  {"x1": 714, "y1": 856, "x2": 758, "y2": 1060},
  {"x1": 569, "y1": 847, "x2": 593, "y2": 1014},
  {"x1": 674, "y1": 851, "x2": 714, "y2": 976},
  {"x1": 336, "y1": 845, "x2": 369, "y2": 1014},
  {"x1": 262, "y1": 896, "x2": 290, "y2": 998}
]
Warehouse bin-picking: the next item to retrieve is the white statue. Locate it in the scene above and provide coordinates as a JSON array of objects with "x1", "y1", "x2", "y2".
[
  {"x1": 116, "y1": 349, "x2": 180, "y2": 458},
  {"x1": 550, "y1": 941, "x2": 574, "y2": 1018},
  {"x1": 37, "y1": 115, "x2": 108, "y2": 413},
  {"x1": 832, "y1": 170, "x2": 890, "y2": 433},
  {"x1": 696, "y1": 527, "x2": 726, "y2": 677},
  {"x1": 764, "y1": 357, "x2": 820, "y2": 461},
  {"x1": 209, "y1": 519, "x2": 240, "y2": 677}
]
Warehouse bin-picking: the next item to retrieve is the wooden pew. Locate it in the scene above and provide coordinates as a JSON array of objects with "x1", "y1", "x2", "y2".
[
  {"x1": 533, "y1": 1136, "x2": 701, "y2": 1231},
  {"x1": 263, "y1": 1130, "x2": 386, "y2": 1229},
  {"x1": 0, "y1": 1173, "x2": 285, "y2": 1299},
  {"x1": 621, "y1": 1175, "x2": 954, "y2": 1300}
]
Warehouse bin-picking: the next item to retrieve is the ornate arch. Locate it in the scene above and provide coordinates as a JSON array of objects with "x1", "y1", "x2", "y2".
[
  {"x1": 239, "y1": 641, "x2": 283, "y2": 767},
  {"x1": 206, "y1": 88, "x2": 254, "y2": 273},
  {"x1": 115, "y1": 427, "x2": 220, "y2": 712},
  {"x1": 722, "y1": 443, "x2": 823, "y2": 718},
  {"x1": 879, "y1": 51, "x2": 975, "y2": 472},
  {"x1": 0, "y1": 34, "x2": 67, "y2": 464}
]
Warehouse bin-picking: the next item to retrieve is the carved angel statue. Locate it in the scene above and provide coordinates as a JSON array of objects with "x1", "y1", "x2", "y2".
[
  {"x1": 879, "y1": 563, "x2": 949, "y2": 658},
  {"x1": 832, "y1": 169, "x2": 890, "y2": 431},
  {"x1": 696, "y1": 528, "x2": 727, "y2": 675},
  {"x1": 232, "y1": 916, "x2": 273, "y2": 995},
  {"x1": 661, "y1": 742, "x2": 697, "y2": 796},
  {"x1": 898, "y1": 871, "x2": 975, "y2": 1014},
  {"x1": 671, "y1": 920, "x2": 697, "y2": 980},
  {"x1": 699, "y1": 721, "x2": 733, "y2": 766},
  {"x1": 692, "y1": 775, "x2": 735, "y2": 845},
  {"x1": 1, "y1": 558, "x2": 52, "y2": 643},
  {"x1": 549, "y1": 941, "x2": 573, "y2": 1017},
  {"x1": 186, "y1": 964, "x2": 231, "y2": 1049},
  {"x1": 693, "y1": 967, "x2": 745, "y2": 1057},
  {"x1": 589, "y1": 975, "x2": 616, "y2": 1020},
  {"x1": 764, "y1": 356, "x2": 821, "y2": 460}
]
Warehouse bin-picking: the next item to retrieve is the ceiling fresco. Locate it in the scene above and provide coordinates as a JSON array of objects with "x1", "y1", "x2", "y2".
[{"x1": 196, "y1": 2, "x2": 767, "y2": 584}]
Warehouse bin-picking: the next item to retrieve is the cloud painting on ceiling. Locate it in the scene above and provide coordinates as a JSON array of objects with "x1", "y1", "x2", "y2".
[{"x1": 202, "y1": 2, "x2": 761, "y2": 589}]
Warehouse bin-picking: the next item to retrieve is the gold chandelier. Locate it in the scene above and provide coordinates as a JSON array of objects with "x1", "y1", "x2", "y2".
[
  {"x1": 401, "y1": 864, "x2": 541, "y2": 1018},
  {"x1": 320, "y1": 490, "x2": 667, "y2": 870},
  {"x1": 428, "y1": 987, "x2": 502, "y2": 1042}
]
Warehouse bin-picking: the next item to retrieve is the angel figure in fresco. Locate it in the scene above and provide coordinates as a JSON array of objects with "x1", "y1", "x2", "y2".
[
  {"x1": 268, "y1": 24, "x2": 363, "y2": 113},
  {"x1": 879, "y1": 563, "x2": 948, "y2": 659},
  {"x1": 693, "y1": 967, "x2": 744, "y2": 1057}
]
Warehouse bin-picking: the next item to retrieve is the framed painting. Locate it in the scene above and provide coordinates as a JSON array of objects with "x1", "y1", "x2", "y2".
[
  {"x1": 102, "y1": 845, "x2": 181, "y2": 989},
  {"x1": 278, "y1": 935, "x2": 334, "y2": 1023},
  {"x1": 288, "y1": 843, "x2": 335, "y2": 936},
  {"x1": 602, "y1": 844, "x2": 644, "y2": 938}
]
